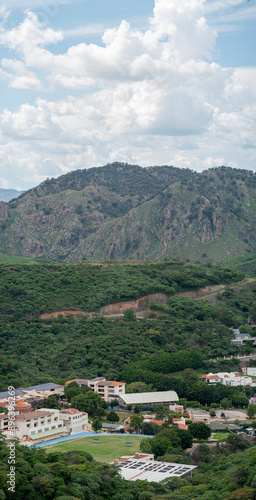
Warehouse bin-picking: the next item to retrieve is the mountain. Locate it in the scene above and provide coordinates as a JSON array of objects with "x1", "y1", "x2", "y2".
[
  {"x1": 0, "y1": 188, "x2": 23, "y2": 202},
  {"x1": 0, "y1": 163, "x2": 255, "y2": 262}
]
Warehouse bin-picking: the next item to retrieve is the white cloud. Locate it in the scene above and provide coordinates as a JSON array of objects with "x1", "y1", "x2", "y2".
[{"x1": 0, "y1": 0, "x2": 255, "y2": 189}]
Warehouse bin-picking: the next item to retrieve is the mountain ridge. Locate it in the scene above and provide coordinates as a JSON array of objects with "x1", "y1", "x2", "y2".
[{"x1": 0, "y1": 162, "x2": 256, "y2": 262}]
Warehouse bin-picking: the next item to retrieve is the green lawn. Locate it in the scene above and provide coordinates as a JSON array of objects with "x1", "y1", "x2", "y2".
[
  {"x1": 212, "y1": 432, "x2": 228, "y2": 442},
  {"x1": 46, "y1": 435, "x2": 144, "y2": 463}
]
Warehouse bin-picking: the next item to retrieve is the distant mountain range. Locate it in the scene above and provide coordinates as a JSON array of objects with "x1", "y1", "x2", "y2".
[
  {"x1": 0, "y1": 163, "x2": 255, "y2": 263},
  {"x1": 0, "y1": 188, "x2": 23, "y2": 202}
]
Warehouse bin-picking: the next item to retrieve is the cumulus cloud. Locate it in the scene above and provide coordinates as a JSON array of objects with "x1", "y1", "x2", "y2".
[{"x1": 0, "y1": 0, "x2": 255, "y2": 189}]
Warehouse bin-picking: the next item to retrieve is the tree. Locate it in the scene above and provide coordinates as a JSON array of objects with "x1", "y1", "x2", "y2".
[
  {"x1": 232, "y1": 393, "x2": 249, "y2": 409},
  {"x1": 107, "y1": 411, "x2": 119, "y2": 423},
  {"x1": 133, "y1": 405, "x2": 143, "y2": 414},
  {"x1": 129, "y1": 415, "x2": 144, "y2": 434},
  {"x1": 220, "y1": 398, "x2": 231, "y2": 409},
  {"x1": 41, "y1": 394, "x2": 61, "y2": 410},
  {"x1": 188, "y1": 422, "x2": 211, "y2": 440},
  {"x1": 92, "y1": 418, "x2": 102, "y2": 432},
  {"x1": 123, "y1": 309, "x2": 136, "y2": 321},
  {"x1": 247, "y1": 403, "x2": 256, "y2": 419},
  {"x1": 109, "y1": 399, "x2": 119, "y2": 409}
]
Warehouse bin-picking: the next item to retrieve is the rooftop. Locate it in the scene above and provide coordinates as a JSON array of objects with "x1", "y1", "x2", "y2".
[
  {"x1": 20, "y1": 383, "x2": 64, "y2": 392},
  {"x1": 0, "y1": 390, "x2": 24, "y2": 400},
  {"x1": 120, "y1": 391, "x2": 179, "y2": 405},
  {"x1": 16, "y1": 411, "x2": 52, "y2": 420},
  {"x1": 118, "y1": 459, "x2": 196, "y2": 482}
]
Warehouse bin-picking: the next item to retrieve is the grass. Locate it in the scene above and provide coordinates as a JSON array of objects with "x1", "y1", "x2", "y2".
[
  {"x1": 212, "y1": 432, "x2": 228, "y2": 442},
  {"x1": 0, "y1": 251, "x2": 39, "y2": 264},
  {"x1": 46, "y1": 435, "x2": 144, "y2": 463}
]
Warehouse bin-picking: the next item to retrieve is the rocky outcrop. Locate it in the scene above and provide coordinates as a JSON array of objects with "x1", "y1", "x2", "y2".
[
  {"x1": 0, "y1": 202, "x2": 8, "y2": 221},
  {"x1": 99, "y1": 293, "x2": 169, "y2": 315}
]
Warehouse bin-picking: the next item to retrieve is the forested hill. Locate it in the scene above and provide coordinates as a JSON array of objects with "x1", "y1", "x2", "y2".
[
  {"x1": 0, "y1": 260, "x2": 253, "y2": 388},
  {"x1": 0, "y1": 163, "x2": 256, "y2": 262}
]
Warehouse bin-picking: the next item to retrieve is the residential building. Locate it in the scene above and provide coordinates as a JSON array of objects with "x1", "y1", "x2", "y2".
[
  {"x1": 59, "y1": 408, "x2": 90, "y2": 434},
  {"x1": 244, "y1": 367, "x2": 256, "y2": 377},
  {"x1": 169, "y1": 404, "x2": 184, "y2": 414},
  {"x1": 201, "y1": 372, "x2": 252, "y2": 386},
  {"x1": 66, "y1": 377, "x2": 126, "y2": 403},
  {"x1": 231, "y1": 329, "x2": 256, "y2": 347}
]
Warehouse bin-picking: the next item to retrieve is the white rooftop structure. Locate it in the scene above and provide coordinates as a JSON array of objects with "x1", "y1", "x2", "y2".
[
  {"x1": 120, "y1": 391, "x2": 179, "y2": 406},
  {"x1": 118, "y1": 459, "x2": 196, "y2": 482}
]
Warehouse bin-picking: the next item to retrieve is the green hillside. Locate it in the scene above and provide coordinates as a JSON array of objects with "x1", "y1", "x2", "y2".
[{"x1": 1, "y1": 260, "x2": 254, "y2": 392}]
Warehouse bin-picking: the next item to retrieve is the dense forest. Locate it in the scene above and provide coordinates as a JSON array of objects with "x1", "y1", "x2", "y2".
[
  {"x1": 0, "y1": 434, "x2": 256, "y2": 499},
  {"x1": 0, "y1": 260, "x2": 254, "y2": 398}
]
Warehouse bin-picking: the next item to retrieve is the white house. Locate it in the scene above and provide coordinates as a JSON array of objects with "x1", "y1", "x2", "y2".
[{"x1": 245, "y1": 367, "x2": 256, "y2": 377}]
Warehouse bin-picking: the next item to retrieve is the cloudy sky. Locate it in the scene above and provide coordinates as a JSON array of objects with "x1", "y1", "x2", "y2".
[{"x1": 0, "y1": 0, "x2": 255, "y2": 190}]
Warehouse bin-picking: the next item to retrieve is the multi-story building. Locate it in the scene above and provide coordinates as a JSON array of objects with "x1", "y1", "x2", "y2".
[
  {"x1": 6, "y1": 409, "x2": 68, "y2": 445},
  {"x1": 59, "y1": 408, "x2": 90, "y2": 435},
  {"x1": 66, "y1": 377, "x2": 126, "y2": 403}
]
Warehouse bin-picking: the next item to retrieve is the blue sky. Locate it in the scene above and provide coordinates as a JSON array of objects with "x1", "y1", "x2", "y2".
[{"x1": 0, "y1": 0, "x2": 255, "y2": 190}]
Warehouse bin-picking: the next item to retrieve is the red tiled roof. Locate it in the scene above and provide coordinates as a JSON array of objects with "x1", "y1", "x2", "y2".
[
  {"x1": 66, "y1": 379, "x2": 89, "y2": 384},
  {"x1": 16, "y1": 411, "x2": 52, "y2": 420},
  {"x1": 149, "y1": 420, "x2": 164, "y2": 426}
]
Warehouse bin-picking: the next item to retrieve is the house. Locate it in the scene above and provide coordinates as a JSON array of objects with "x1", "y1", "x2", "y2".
[
  {"x1": 66, "y1": 377, "x2": 126, "y2": 403},
  {"x1": 169, "y1": 404, "x2": 184, "y2": 414},
  {"x1": 245, "y1": 367, "x2": 256, "y2": 377},
  {"x1": 59, "y1": 408, "x2": 90, "y2": 434},
  {"x1": 231, "y1": 329, "x2": 256, "y2": 347},
  {"x1": 201, "y1": 372, "x2": 252, "y2": 387},
  {"x1": 119, "y1": 391, "x2": 179, "y2": 408}
]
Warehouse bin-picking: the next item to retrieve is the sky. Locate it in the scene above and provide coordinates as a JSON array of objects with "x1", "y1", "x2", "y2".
[{"x1": 0, "y1": 0, "x2": 255, "y2": 190}]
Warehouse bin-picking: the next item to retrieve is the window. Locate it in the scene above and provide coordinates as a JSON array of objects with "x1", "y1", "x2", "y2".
[
  {"x1": 31, "y1": 431, "x2": 36, "y2": 435},
  {"x1": 38, "y1": 429, "x2": 42, "y2": 433},
  {"x1": 45, "y1": 427, "x2": 49, "y2": 431},
  {"x1": 58, "y1": 424, "x2": 62, "y2": 428},
  {"x1": 51, "y1": 426, "x2": 55, "y2": 429}
]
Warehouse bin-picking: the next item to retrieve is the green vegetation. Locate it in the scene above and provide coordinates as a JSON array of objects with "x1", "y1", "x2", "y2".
[
  {"x1": 0, "y1": 260, "x2": 246, "y2": 389},
  {"x1": 0, "y1": 251, "x2": 39, "y2": 264}
]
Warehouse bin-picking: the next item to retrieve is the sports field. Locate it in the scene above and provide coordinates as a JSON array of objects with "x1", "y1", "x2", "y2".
[{"x1": 46, "y1": 435, "x2": 144, "y2": 463}]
